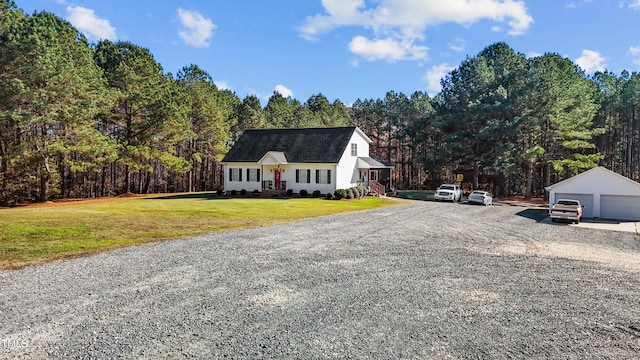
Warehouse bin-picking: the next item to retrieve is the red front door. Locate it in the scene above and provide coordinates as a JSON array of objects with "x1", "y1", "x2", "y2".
[{"x1": 274, "y1": 169, "x2": 281, "y2": 190}]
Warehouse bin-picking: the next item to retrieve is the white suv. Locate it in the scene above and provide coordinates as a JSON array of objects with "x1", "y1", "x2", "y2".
[{"x1": 434, "y1": 184, "x2": 462, "y2": 202}]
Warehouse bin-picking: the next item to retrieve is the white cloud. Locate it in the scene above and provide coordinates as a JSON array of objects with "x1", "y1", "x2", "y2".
[
  {"x1": 66, "y1": 6, "x2": 116, "y2": 41},
  {"x1": 177, "y1": 8, "x2": 216, "y2": 48},
  {"x1": 299, "y1": 0, "x2": 532, "y2": 62},
  {"x1": 626, "y1": 0, "x2": 640, "y2": 9},
  {"x1": 348, "y1": 35, "x2": 428, "y2": 62},
  {"x1": 527, "y1": 51, "x2": 543, "y2": 58},
  {"x1": 298, "y1": 0, "x2": 369, "y2": 41},
  {"x1": 214, "y1": 81, "x2": 231, "y2": 91},
  {"x1": 449, "y1": 38, "x2": 465, "y2": 52},
  {"x1": 629, "y1": 46, "x2": 640, "y2": 66},
  {"x1": 575, "y1": 49, "x2": 606, "y2": 73},
  {"x1": 274, "y1": 84, "x2": 294, "y2": 98},
  {"x1": 422, "y1": 63, "x2": 456, "y2": 95}
]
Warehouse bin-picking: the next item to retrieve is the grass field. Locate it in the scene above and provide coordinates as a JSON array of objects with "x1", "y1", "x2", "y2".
[
  {"x1": 0, "y1": 193, "x2": 402, "y2": 270},
  {"x1": 394, "y1": 190, "x2": 434, "y2": 201}
]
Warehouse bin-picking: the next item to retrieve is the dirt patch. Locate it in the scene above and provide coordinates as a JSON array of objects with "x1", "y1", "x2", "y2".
[{"x1": 497, "y1": 195, "x2": 548, "y2": 205}]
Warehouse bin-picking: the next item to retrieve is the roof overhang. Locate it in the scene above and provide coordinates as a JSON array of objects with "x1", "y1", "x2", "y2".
[
  {"x1": 357, "y1": 157, "x2": 394, "y2": 169},
  {"x1": 354, "y1": 127, "x2": 373, "y2": 144},
  {"x1": 258, "y1": 151, "x2": 288, "y2": 165}
]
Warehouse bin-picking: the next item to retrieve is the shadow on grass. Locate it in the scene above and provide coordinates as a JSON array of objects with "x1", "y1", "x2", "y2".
[
  {"x1": 516, "y1": 208, "x2": 549, "y2": 221},
  {"x1": 148, "y1": 192, "x2": 228, "y2": 201},
  {"x1": 146, "y1": 192, "x2": 300, "y2": 201},
  {"x1": 394, "y1": 190, "x2": 434, "y2": 201}
]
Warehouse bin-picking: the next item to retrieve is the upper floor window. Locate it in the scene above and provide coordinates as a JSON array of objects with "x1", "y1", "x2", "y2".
[{"x1": 351, "y1": 143, "x2": 357, "y2": 156}]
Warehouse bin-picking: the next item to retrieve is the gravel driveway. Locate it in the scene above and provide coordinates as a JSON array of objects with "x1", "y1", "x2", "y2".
[{"x1": 2, "y1": 200, "x2": 640, "y2": 359}]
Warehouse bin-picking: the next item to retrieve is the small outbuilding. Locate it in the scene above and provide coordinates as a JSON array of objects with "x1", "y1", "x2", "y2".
[{"x1": 545, "y1": 166, "x2": 640, "y2": 221}]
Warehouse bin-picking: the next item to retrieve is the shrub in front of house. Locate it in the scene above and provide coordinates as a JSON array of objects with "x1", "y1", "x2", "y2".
[
  {"x1": 346, "y1": 189, "x2": 354, "y2": 199},
  {"x1": 252, "y1": 189, "x2": 260, "y2": 196},
  {"x1": 325, "y1": 192, "x2": 334, "y2": 200},
  {"x1": 231, "y1": 190, "x2": 238, "y2": 196},
  {"x1": 333, "y1": 189, "x2": 341, "y2": 200},
  {"x1": 240, "y1": 189, "x2": 247, "y2": 196},
  {"x1": 299, "y1": 189, "x2": 308, "y2": 197},
  {"x1": 312, "y1": 190, "x2": 321, "y2": 198},
  {"x1": 334, "y1": 189, "x2": 347, "y2": 200},
  {"x1": 286, "y1": 189, "x2": 293, "y2": 196},
  {"x1": 339, "y1": 189, "x2": 348, "y2": 198}
]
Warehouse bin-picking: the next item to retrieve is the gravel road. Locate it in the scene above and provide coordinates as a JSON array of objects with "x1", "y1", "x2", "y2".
[{"x1": 2, "y1": 200, "x2": 640, "y2": 359}]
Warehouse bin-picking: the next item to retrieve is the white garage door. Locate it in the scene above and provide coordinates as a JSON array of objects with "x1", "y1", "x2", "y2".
[
  {"x1": 600, "y1": 195, "x2": 640, "y2": 221},
  {"x1": 555, "y1": 193, "x2": 594, "y2": 218}
]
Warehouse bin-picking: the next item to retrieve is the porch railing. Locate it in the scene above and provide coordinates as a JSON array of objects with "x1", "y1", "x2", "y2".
[
  {"x1": 262, "y1": 180, "x2": 286, "y2": 191},
  {"x1": 370, "y1": 181, "x2": 385, "y2": 195}
]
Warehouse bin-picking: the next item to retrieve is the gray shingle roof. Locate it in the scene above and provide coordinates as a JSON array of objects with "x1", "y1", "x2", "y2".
[{"x1": 221, "y1": 127, "x2": 357, "y2": 163}]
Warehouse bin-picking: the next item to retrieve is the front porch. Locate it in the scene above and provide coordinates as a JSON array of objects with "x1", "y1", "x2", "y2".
[
  {"x1": 357, "y1": 180, "x2": 386, "y2": 196},
  {"x1": 357, "y1": 155, "x2": 394, "y2": 196},
  {"x1": 261, "y1": 179, "x2": 287, "y2": 191}
]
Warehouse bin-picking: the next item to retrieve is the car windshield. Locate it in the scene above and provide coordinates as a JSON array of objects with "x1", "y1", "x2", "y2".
[
  {"x1": 471, "y1": 191, "x2": 484, "y2": 196},
  {"x1": 440, "y1": 185, "x2": 454, "y2": 190}
]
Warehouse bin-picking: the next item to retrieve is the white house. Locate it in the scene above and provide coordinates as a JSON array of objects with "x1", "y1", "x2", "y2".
[
  {"x1": 545, "y1": 166, "x2": 640, "y2": 220},
  {"x1": 221, "y1": 127, "x2": 393, "y2": 195}
]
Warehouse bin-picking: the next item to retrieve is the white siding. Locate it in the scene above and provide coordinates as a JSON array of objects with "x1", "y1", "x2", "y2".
[
  {"x1": 222, "y1": 163, "x2": 262, "y2": 192},
  {"x1": 258, "y1": 164, "x2": 336, "y2": 194},
  {"x1": 336, "y1": 131, "x2": 370, "y2": 190}
]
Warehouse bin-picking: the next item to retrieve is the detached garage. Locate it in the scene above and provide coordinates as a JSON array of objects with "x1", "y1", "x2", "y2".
[{"x1": 546, "y1": 167, "x2": 640, "y2": 221}]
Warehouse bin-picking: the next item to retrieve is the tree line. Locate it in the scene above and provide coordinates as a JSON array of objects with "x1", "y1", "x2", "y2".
[
  {"x1": 354, "y1": 44, "x2": 640, "y2": 199},
  {"x1": 1, "y1": 1, "x2": 639, "y2": 205},
  {"x1": 0, "y1": 2, "x2": 350, "y2": 205}
]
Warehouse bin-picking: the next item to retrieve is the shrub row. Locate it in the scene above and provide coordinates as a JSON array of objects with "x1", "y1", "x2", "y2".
[
  {"x1": 325, "y1": 186, "x2": 368, "y2": 200},
  {"x1": 225, "y1": 187, "x2": 368, "y2": 199},
  {"x1": 297, "y1": 189, "x2": 325, "y2": 198}
]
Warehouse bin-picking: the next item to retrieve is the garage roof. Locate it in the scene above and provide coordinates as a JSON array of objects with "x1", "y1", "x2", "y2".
[{"x1": 545, "y1": 166, "x2": 640, "y2": 193}]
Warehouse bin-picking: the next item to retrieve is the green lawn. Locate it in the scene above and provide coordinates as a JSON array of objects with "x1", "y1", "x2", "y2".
[{"x1": 0, "y1": 193, "x2": 403, "y2": 270}]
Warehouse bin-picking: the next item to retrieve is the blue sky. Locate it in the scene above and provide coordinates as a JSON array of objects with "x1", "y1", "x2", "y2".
[{"x1": 15, "y1": 0, "x2": 640, "y2": 105}]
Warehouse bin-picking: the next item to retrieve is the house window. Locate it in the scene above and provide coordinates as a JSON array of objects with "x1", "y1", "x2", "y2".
[
  {"x1": 316, "y1": 169, "x2": 332, "y2": 184},
  {"x1": 247, "y1": 168, "x2": 260, "y2": 182},
  {"x1": 229, "y1": 168, "x2": 242, "y2": 182},
  {"x1": 296, "y1": 169, "x2": 311, "y2": 183},
  {"x1": 351, "y1": 143, "x2": 358, "y2": 156}
]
